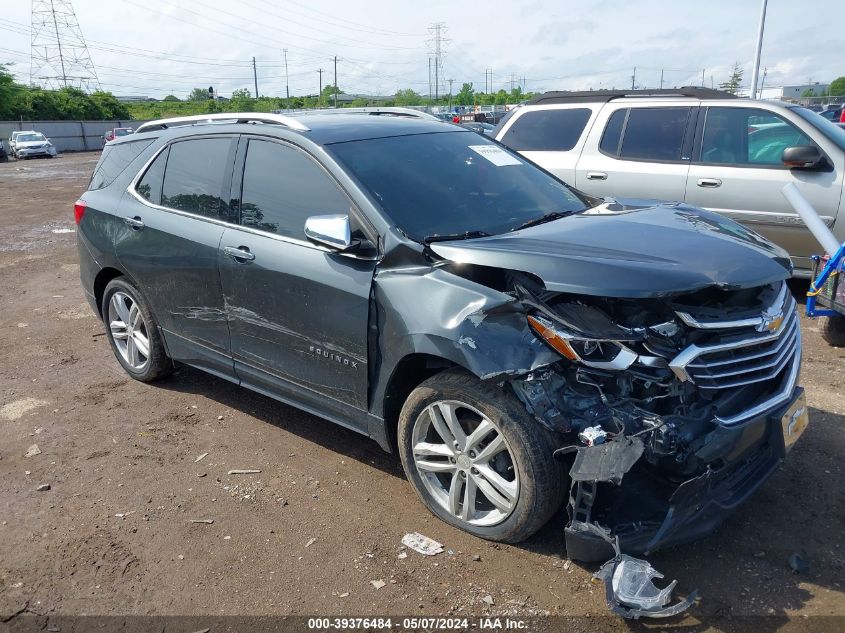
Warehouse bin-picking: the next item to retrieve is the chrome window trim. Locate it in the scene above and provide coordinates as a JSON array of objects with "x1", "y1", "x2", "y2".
[{"x1": 125, "y1": 139, "x2": 379, "y2": 261}]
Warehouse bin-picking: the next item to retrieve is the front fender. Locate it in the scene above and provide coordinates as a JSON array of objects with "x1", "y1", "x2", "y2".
[{"x1": 370, "y1": 265, "x2": 558, "y2": 417}]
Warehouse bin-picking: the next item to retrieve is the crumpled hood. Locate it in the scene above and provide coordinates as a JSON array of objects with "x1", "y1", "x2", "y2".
[
  {"x1": 17, "y1": 140, "x2": 51, "y2": 148},
  {"x1": 430, "y1": 199, "x2": 792, "y2": 298}
]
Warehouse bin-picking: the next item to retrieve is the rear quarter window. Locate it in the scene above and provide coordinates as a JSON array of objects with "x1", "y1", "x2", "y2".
[
  {"x1": 499, "y1": 108, "x2": 591, "y2": 151},
  {"x1": 88, "y1": 138, "x2": 155, "y2": 191}
]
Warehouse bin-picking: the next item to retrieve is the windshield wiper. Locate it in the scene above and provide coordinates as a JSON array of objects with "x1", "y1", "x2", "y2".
[
  {"x1": 511, "y1": 211, "x2": 571, "y2": 232},
  {"x1": 423, "y1": 230, "x2": 491, "y2": 243}
]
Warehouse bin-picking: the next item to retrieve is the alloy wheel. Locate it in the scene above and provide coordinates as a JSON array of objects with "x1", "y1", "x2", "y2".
[
  {"x1": 107, "y1": 291, "x2": 150, "y2": 371},
  {"x1": 411, "y1": 400, "x2": 519, "y2": 527}
]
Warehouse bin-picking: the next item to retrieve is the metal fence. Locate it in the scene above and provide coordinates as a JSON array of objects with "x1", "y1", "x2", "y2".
[{"x1": 0, "y1": 120, "x2": 152, "y2": 153}]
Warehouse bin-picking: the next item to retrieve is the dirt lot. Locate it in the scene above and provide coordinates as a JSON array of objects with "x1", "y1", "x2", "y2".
[{"x1": 0, "y1": 152, "x2": 843, "y2": 631}]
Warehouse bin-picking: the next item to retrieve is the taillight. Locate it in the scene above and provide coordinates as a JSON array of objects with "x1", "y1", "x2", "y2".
[
  {"x1": 74, "y1": 199, "x2": 87, "y2": 225},
  {"x1": 840, "y1": 109, "x2": 845, "y2": 123}
]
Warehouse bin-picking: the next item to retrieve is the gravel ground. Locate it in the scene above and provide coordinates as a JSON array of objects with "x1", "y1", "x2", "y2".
[{"x1": 0, "y1": 152, "x2": 843, "y2": 632}]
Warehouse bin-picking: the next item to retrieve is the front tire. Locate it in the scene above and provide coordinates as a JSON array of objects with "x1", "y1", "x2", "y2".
[
  {"x1": 102, "y1": 278, "x2": 172, "y2": 382},
  {"x1": 398, "y1": 369, "x2": 563, "y2": 543},
  {"x1": 821, "y1": 315, "x2": 845, "y2": 347}
]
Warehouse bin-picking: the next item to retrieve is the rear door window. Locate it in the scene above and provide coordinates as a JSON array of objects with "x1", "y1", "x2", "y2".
[
  {"x1": 89, "y1": 138, "x2": 155, "y2": 190},
  {"x1": 698, "y1": 107, "x2": 816, "y2": 166},
  {"x1": 618, "y1": 107, "x2": 692, "y2": 161},
  {"x1": 160, "y1": 138, "x2": 234, "y2": 220},
  {"x1": 238, "y1": 139, "x2": 350, "y2": 239},
  {"x1": 500, "y1": 108, "x2": 591, "y2": 151}
]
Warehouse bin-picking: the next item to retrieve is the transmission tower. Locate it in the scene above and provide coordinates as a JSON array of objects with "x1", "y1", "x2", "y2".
[
  {"x1": 30, "y1": 0, "x2": 99, "y2": 91},
  {"x1": 427, "y1": 22, "x2": 448, "y2": 101}
]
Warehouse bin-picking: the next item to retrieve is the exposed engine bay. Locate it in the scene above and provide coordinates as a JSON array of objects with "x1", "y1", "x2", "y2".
[{"x1": 493, "y1": 274, "x2": 803, "y2": 616}]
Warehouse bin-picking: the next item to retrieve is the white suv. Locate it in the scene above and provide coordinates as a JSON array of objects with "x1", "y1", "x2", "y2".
[{"x1": 495, "y1": 88, "x2": 845, "y2": 276}]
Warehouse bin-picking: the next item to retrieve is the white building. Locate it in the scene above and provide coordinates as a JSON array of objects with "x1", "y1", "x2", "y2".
[{"x1": 737, "y1": 83, "x2": 829, "y2": 100}]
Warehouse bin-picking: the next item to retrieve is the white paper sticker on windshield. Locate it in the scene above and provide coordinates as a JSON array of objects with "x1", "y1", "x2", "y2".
[{"x1": 468, "y1": 145, "x2": 523, "y2": 166}]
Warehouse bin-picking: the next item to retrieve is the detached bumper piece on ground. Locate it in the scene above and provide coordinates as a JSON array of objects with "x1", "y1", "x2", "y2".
[{"x1": 584, "y1": 522, "x2": 697, "y2": 619}]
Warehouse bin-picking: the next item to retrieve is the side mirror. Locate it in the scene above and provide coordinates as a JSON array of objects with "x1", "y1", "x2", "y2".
[
  {"x1": 782, "y1": 145, "x2": 825, "y2": 170},
  {"x1": 304, "y1": 214, "x2": 351, "y2": 251}
]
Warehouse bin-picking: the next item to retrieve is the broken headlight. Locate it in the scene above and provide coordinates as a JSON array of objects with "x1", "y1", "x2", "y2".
[{"x1": 527, "y1": 314, "x2": 638, "y2": 370}]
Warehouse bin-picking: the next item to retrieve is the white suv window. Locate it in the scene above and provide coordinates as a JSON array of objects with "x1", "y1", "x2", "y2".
[
  {"x1": 500, "y1": 108, "x2": 591, "y2": 151},
  {"x1": 599, "y1": 107, "x2": 692, "y2": 162},
  {"x1": 698, "y1": 107, "x2": 815, "y2": 166}
]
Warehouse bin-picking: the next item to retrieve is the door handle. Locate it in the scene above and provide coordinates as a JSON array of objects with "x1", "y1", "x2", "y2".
[
  {"x1": 697, "y1": 178, "x2": 722, "y2": 188},
  {"x1": 586, "y1": 171, "x2": 608, "y2": 180},
  {"x1": 223, "y1": 246, "x2": 255, "y2": 262},
  {"x1": 123, "y1": 216, "x2": 145, "y2": 230}
]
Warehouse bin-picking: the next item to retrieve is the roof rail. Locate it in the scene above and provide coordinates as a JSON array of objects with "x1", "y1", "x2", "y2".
[
  {"x1": 525, "y1": 87, "x2": 736, "y2": 105},
  {"x1": 284, "y1": 106, "x2": 439, "y2": 121},
  {"x1": 134, "y1": 112, "x2": 310, "y2": 134}
]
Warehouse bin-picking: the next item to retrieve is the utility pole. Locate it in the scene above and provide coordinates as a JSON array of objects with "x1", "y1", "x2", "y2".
[
  {"x1": 448, "y1": 78, "x2": 454, "y2": 108},
  {"x1": 759, "y1": 67, "x2": 768, "y2": 99},
  {"x1": 521, "y1": 76, "x2": 526, "y2": 93},
  {"x1": 701, "y1": 69, "x2": 705, "y2": 87},
  {"x1": 750, "y1": 0, "x2": 768, "y2": 100},
  {"x1": 631, "y1": 67, "x2": 636, "y2": 90},
  {"x1": 317, "y1": 68, "x2": 323, "y2": 106},
  {"x1": 283, "y1": 48, "x2": 290, "y2": 109},
  {"x1": 333, "y1": 55, "x2": 338, "y2": 108},
  {"x1": 252, "y1": 56, "x2": 258, "y2": 98},
  {"x1": 659, "y1": 69, "x2": 664, "y2": 89}
]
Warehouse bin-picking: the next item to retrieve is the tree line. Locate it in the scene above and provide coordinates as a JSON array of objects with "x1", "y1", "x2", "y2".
[{"x1": 0, "y1": 64, "x2": 130, "y2": 120}]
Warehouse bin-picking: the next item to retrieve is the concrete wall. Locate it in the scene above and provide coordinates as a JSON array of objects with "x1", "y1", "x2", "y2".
[{"x1": 0, "y1": 120, "x2": 152, "y2": 153}]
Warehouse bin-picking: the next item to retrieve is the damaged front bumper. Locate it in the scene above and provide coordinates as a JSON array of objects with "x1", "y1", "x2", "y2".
[{"x1": 564, "y1": 386, "x2": 808, "y2": 562}]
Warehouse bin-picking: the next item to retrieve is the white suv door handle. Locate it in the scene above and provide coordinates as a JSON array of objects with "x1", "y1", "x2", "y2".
[
  {"x1": 586, "y1": 171, "x2": 608, "y2": 180},
  {"x1": 697, "y1": 178, "x2": 722, "y2": 188}
]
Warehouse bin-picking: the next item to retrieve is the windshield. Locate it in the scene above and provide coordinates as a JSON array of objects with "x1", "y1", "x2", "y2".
[
  {"x1": 791, "y1": 106, "x2": 845, "y2": 151},
  {"x1": 328, "y1": 131, "x2": 587, "y2": 241},
  {"x1": 18, "y1": 133, "x2": 46, "y2": 143}
]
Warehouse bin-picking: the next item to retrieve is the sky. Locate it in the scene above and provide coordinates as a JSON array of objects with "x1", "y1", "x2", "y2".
[{"x1": 1, "y1": 0, "x2": 841, "y2": 100}]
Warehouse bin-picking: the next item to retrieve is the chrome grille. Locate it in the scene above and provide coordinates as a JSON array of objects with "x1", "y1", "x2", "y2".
[{"x1": 670, "y1": 293, "x2": 800, "y2": 391}]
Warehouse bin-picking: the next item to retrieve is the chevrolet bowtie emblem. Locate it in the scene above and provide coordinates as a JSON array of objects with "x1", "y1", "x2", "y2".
[{"x1": 758, "y1": 312, "x2": 784, "y2": 333}]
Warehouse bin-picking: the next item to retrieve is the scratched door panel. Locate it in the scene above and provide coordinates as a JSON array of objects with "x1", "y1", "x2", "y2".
[{"x1": 219, "y1": 227, "x2": 375, "y2": 410}]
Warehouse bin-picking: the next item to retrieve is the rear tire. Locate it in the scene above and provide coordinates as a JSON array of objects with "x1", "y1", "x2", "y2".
[
  {"x1": 102, "y1": 278, "x2": 172, "y2": 382},
  {"x1": 398, "y1": 369, "x2": 563, "y2": 543},
  {"x1": 821, "y1": 315, "x2": 845, "y2": 347}
]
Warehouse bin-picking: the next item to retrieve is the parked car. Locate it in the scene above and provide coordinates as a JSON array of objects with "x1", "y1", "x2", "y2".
[
  {"x1": 0, "y1": 140, "x2": 8, "y2": 163},
  {"x1": 13, "y1": 131, "x2": 58, "y2": 159},
  {"x1": 278, "y1": 107, "x2": 439, "y2": 121},
  {"x1": 494, "y1": 88, "x2": 845, "y2": 277},
  {"x1": 77, "y1": 112, "x2": 805, "y2": 561},
  {"x1": 104, "y1": 127, "x2": 133, "y2": 143},
  {"x1": 818, "y1": 107, "x2": 842, "y2": 122},
  {"x1": 8, "y1": 130, "x2": 24, "y2": 155}
]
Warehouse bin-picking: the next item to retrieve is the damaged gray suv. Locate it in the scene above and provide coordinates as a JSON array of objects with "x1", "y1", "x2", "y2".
[{"x1": 77, "y1": 112, "x2": 807, "y2": 562}]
